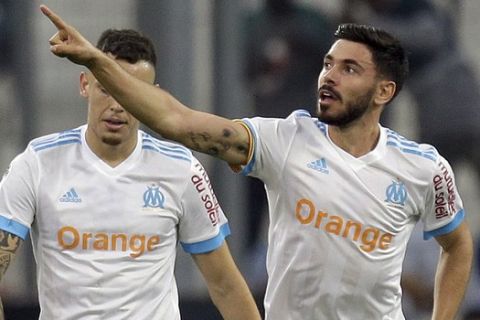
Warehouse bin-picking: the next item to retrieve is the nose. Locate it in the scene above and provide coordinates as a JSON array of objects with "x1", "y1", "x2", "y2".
[
  {"x1": 319, "y1": 66, "x2": 338, "y2": 86},
  {"x1": 109, "y1": 98, "x2": 125, "y2": 112}
]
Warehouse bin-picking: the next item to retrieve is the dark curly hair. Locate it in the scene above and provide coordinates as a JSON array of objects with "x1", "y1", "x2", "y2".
[
  {"x1": 334, "y1": 23, "x2": 409, "y2": 99},
  {"x1": 96, "y1": 29, "x2": 157, "y2": 67}
]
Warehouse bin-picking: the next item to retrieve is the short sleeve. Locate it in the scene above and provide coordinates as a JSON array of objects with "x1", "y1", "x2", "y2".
[
  {"x1": 238, "y1": 110, "x2": 308, "y2": 182},
  {"x1": 178, "y1": 157, "x2": 230, "y2": 254},
  {"x1": 422, "y1": 156, "x2": 464, "y2": 240},
  {"x1": 0, "y1": 147, "x2": 38, "y2": 239}
]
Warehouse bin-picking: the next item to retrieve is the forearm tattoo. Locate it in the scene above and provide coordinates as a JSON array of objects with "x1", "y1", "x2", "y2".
[
  {"x1": 0, "y1": 231, "x2": 20, "y2": 281},
  {"x1": 187, "y1": 127, "x2": 249, "y2": 158}
]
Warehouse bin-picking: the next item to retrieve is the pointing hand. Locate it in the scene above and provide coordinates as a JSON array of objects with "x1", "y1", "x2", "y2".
[{"x1": 40, "y1": 4, "x2": 100, "y2": 67}]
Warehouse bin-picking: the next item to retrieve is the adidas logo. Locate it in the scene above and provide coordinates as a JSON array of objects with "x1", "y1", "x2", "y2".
[
  {"x1": 307, "y1": 158, "x2": 329, "y2": 174},
  {"x1": 59, "y1": 188, "x2": 82, "y2": 203}
]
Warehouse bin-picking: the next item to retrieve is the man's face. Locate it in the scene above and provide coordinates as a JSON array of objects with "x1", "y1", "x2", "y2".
[
  {"x1": 317, "y1": 39, "x2": 379, "y2": 127},
  {"x1": 80, "y1": 59, "x2": 155, "y2": 146}
]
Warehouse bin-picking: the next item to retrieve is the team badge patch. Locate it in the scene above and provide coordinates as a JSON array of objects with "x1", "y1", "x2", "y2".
[
  {"x1": 385, "y1": 180, "x2": 407, "y2": 206},
  {"x1": 143, "y1": 183, "x2": 165, "y2": 208}
]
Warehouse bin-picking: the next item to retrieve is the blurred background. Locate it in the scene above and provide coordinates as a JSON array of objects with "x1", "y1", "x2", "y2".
[{"x1": 0, "y1": 0, "x2": 479, "y2": 319}]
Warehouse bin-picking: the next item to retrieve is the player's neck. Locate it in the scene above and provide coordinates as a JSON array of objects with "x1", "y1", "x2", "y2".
[
  {"x1": 86, "y1": 133, "x2": 138, "y2": 168},
  {"x1": 328, "y1": 121, "x2": 381, "y2": 158}
]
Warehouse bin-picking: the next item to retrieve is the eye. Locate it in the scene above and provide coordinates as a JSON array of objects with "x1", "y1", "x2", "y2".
[
  {"x1": 323, "y1": 61, "x2": 332, "y2": 69},
  {"x1": 345, "y1": 66, "x2": 356, "y2": 74},
  {"x1": 99, "y1": 86, "x2": 110, "y2": 96}
]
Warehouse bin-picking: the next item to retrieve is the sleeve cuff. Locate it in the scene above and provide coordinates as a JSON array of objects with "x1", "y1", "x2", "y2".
[
  {"x1": 0, "y1": 216, "x2": 30, "y2": 240},
  {"x1": 423, "y1": 209, "x2": 465, "y2": 240},
  {"x1": 181, "y1": 223, "x2": 231, "y2": 254}
]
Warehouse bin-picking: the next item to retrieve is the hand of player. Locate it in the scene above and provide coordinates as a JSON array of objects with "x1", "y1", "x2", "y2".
[{"x1": 40, "y1": 4, "x2": 100, "y2": 67}]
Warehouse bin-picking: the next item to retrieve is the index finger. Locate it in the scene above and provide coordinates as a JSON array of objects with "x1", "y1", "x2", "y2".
[{"x1": 40, "y1": 4, "x2": 69, "y2": 31}]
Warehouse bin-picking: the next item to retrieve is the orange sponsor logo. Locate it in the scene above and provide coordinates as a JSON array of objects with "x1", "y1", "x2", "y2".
[
  {"x1": 57, "y1": 226, "x2": 160, "y2": 258},
  {"x1": 295, "y1": 198, "x2": 394, "y2": 252}
]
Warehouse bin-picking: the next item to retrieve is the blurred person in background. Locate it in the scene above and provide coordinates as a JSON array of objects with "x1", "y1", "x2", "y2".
[
  {"x1": 244, "y1": 0, "x2": 334, "y2": 119},
  {"x1": 0, "y1": 28, "x2": 260, "y2": 320},
  {"x1": 42, "y1": 5, "x2": 474, "y2": 320},
  {"x1": 241, "y1": 0, "x2": 335, "y2": 293}
]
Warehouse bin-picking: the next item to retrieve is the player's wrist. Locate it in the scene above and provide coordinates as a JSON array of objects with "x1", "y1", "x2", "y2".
[{"x1": 84, "y1": 47, "x2": 106, "y2": 69}]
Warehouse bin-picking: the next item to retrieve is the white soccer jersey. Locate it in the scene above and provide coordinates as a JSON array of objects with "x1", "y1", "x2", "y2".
[
  {"x1": 0, "y1": 125, "x2": 230, "y2": 320},
  {"x1": 240, "y1": 110, "x2": 464, "y2": 320}
]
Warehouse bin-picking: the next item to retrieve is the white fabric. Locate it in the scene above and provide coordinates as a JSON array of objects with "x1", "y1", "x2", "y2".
[
  {"x1": 0, "y1": 125, "x2": 229, "y2": 320},
  {"x1": 240, "y1": 110, "x2": 464, "y2": 320}
]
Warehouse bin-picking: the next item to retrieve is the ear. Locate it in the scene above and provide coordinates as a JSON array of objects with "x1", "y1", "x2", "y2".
[
  {"x1": 79, "y1": 72, "x2": 89, "y2": 97},
  {"x1": 374, "y1": 80, "x2": 396, "y2": 105}
]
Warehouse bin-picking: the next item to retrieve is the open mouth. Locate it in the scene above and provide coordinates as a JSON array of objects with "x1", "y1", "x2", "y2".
[
  {"x1": 318, "y1": 85, "x2": 341, "y2": 103},
  {"x1": 318, "y1": 88, "x2": 340, "y2": 102},
  {"x1": 104, "y1": 118, "x2": 127, "y2": 129}
]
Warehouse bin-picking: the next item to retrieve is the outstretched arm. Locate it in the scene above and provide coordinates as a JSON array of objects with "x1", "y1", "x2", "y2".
[
  {"x1": 192, "y1": 242, "x2": 262, "y2": 320},
  {"x1": 432, "y1": 221, "x2": 473, "y2": 320},
  {"x1": 40, "y1": 5, "x2": 251, "y2": 166},
  {"x1": 0, "y1": 230, "x2": 23, "y2": 320}
]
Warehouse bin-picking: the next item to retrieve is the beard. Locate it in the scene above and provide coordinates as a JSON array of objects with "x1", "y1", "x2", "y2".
[
  {"x1": 101, "y1": 133, "x2": 123, "y2": 146},
  {"x1": 317, "y1": 87, "x2": 375, "y2": 127}
]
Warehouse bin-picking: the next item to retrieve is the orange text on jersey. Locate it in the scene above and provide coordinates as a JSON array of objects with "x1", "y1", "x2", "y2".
[
  {"x1": 57, "y1": 226, "x2": 160, "y2": 258},
  {"x1": 295, "y1": 198, "x2": 394, "y2": 252}
]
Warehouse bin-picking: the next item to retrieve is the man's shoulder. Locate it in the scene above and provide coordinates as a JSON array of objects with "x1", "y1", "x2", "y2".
[
  {"x1": 140, "y1": 131, "x2": 193, "y2": 163},
  {"x1": 383, "y1": 127, "x2": 440, "y2": 171},
  {"x1": 245, "y1": 109, "x2": 321, "y2": 141},
  {"x1": 247, "y1": 109, "x2": 315, "y2": 123},
  {"x1": 28, "y1": 127, "x2": 83, "y2": 154}
]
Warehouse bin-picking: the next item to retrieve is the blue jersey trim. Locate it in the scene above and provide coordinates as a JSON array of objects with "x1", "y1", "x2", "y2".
[
  {"x1": 0, "y1": 216, "x2": 29, "y2": 240},
  {"x1": 291, "y1": 109, "x2": 311, "y2": 118},
  {"x1": 423, "y1": 209, "x2": 465, "y2": 240},
  {"x1": 33, "y1": 138, "x2": 82, "y2": 152},
  {"x1": 386, "y1": 129, "x2": 438, "y2": 162},
  {"x1": 142, "y1": 145, "x2": 191, "y2": 162},
  {"x1": 141, "y1": 134, "x2": 192, "y2": 162},
  {"x1": 315, "y1": 120, "x2": 328, "y2": 136},
  {"x1": 386, "y1": 141, "x2": 437, "y2": 161},
  {"x1": 32, "y1": 129, "x2": 82, "y2": 152},
  {"x1": 181, "y1": 223, "x2": 231, "y2": 254},
  {"x1": 239, "y1": 119, "x2": 257, "y2": 176},
  {"x1": 141, "y1": 140, "x2": 190, "y2": 156},
  {"x1": 31, "y1": 128, "x2": 81, "y2": 146}
]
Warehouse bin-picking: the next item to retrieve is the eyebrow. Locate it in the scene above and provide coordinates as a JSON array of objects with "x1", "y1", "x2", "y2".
[{"x1": 324, "y1": 54, "x2": 367, "y2": 72}]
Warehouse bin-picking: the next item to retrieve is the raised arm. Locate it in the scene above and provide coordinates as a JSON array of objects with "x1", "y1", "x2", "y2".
[
  {"x1": 40, "y1": 5, "x2": 251, "y2": 166},
  {"x1": 192, "y1": 242, "x2": 261, "y2": 320},
  {"x1": 432, "y1": 221, "x2": 473, "y2": 320},
  {"x1": 0, "y1": 230, "x2": 23, "y2": 320}
]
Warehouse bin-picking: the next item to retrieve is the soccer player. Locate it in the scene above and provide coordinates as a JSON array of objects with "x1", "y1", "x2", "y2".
[
  {"x1": 0, "y1": 28, "x2": 261, "y2": 320},
  {"x1": 40, "y1": 5, "x2": 473, "y2": 320}
]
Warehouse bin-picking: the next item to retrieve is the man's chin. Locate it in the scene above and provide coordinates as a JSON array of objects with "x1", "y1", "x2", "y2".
[
  {"x1": 101, "y1": 135, "x2": 123, "y2": 146},
  {"x1": 318, "y1": 114, "x2": 353, "y2": 127},
  {"x1": 316, "y1": 104, "x2": 335, "y2": 119},
  {"x1": 317, "y1": 111, "x2": 336, "y2": 124}
]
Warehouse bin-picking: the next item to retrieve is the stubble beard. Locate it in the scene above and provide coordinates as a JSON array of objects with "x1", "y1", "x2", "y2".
[
  {"x1": 317, "y1": 87, "x2": 375, "y2": 127},
  {"x1": 101, "y1": 134, "x2": 123, "y2": 146}
]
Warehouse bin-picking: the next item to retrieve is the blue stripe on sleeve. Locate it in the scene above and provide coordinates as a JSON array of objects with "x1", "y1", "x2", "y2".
[
  {"x1": 0, "y1": 216, "x2": 30, "y2": 240},
  {"x1": 181, "y1": 223, "x2": 231, "y2": 254},
  {"x1": 33, "y1": 138, "x2": 82, "y2": 152},
  {"x1": 423, "y1": 209, "x2": 465, "y2": 240}
]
